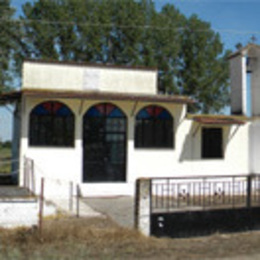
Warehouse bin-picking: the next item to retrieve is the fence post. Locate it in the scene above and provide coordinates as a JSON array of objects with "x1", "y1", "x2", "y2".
[
  {"x1": 31, "y1": 159, "x2": 35, "y2": 195},
  {"x1": 69, "y1": 182, "x2": 73, "y2": 212},
  {"x1": 23, "y1": 156, "x2": 28, "y2": 189},
  {"x1": 134, "y1": 178, "x2": 151, "y2": 236},
  {"x1": 39, "y1": 177, "x2": 45, "y2": 235},
  {"x1": 247, "y1": 175, "x2": 252, "y2": 208},
  {"x1": 76, "y1": 184, "x2": 80, "y2": 217}
]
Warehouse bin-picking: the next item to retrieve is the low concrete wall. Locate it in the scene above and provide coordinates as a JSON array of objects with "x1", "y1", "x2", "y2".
[{"x1": 0, "y1": 198, "x2": 56, "y2": 228}]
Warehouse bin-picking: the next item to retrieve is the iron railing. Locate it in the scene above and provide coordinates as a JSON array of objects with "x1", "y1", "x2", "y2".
[{"x1": 151, "y1": 175, "x2": 260, "y2": 213}]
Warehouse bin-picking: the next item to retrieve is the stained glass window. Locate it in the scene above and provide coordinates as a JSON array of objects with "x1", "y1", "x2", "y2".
[
  {"x1": 83, "y1": 103, "x2": 127, "y2": 182},
  {"x1": 135, "y1": 105, "x2": 174, "y2": 148},
  {"x1": 29, "y1": 101, "x2": 75, "y2": 147},
  {"x1": 85, "y1": 103, "x2": 125, "y2": 118}
]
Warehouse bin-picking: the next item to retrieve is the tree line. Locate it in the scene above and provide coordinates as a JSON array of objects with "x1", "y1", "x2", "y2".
[{"x1": 1, "y1": 0, "x2": 231, "y2": 113}]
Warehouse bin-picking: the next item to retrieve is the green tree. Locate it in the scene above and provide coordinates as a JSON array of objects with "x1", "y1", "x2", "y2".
[
  {"x1": 0, "y1": 0, "x2": 17, "y2": 91},
  {"x1": 20, "y1": 0, "x2": 229, "y2": 113},
  {"x1": 177, "y1": 15, "x2": 230, "y2": 113}
]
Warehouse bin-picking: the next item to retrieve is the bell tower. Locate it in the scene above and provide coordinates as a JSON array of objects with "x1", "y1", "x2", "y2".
[{"x1": 229, "y1": 44, "x2": 260, "y2": 117}]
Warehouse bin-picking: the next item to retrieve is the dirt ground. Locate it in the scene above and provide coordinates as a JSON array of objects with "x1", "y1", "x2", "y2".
[{"x1": 1, "y1": 216, "x2": 260, "y2": 260}]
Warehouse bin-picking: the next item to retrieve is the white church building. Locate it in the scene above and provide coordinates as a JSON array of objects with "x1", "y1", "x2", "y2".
[{"x1": 1, "y1": 44, "x2": 260, "y2": 197}]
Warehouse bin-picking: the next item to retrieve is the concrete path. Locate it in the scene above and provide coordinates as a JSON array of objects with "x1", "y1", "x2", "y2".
[
  {"x1": 48, "y1": 197, "x2": 102, "y2": 218},
  {"x1": 82, "y1": 196, "x2": 134, "y2": 229}
]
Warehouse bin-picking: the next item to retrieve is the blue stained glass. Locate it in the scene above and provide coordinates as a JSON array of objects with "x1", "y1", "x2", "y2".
[
  {"x1": 33, "y1": 105, "x2": 49, "y2": 115},
  {"x1": 86, "y1": 107, "x2": 102, "y2": 117},
  {"x1": 136, "y1": 109, "x2": 150, "y2": 119},
  {"x1": 56, "y1": 106, "x2": 72, "y2": 116},
  {"x1": 157, "y1": 109, "x2": 171, "y2": 119},
  {"x1": 32, "y1": 101, "x2": 73, "y2": 117},
  {"x1": 86, "y1": 103, "x2": 125, "y2": 118},
  {"x1": 109, "y1": 107, "x2": 124, "y2": 118}
]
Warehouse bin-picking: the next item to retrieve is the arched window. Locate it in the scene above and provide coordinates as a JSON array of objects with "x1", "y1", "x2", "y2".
[
  {"x1": 135, "y1": 105, "x2": 173, "y2": 148},
  {"x1": 29, "y1": 101, "x2": 75, "y2": 147},
  {"x1": 83, "y1": 103, "x2": 127, "y2": 182}
]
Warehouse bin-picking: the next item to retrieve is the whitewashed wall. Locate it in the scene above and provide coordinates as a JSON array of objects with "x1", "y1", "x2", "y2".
[
  {"x1": 250, "y1": 49, "x2": 260, "y2": 116},
  {"x1": 23, "y1": 61, "x2": 157, "y2": 95},
  {"x1": 230, "y1": 54, "x2": 247, "y2": 115},
  {"x1": 230, "y1": 45, "x2": 260, "y2": 117},
  {"x1": 249, "y1": 119, "x2": 260, "y2": 173},
  {"x1": 130, "y1": 120, "x2": 249, "y2": 181},
  {"x1": 19, "y1": 96, "x2": 250, "y2": 197}
]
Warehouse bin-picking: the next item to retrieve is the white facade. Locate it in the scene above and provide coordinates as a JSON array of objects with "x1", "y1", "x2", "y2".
[
  {"x1": 19, "y1": 97, "x2": 250, "y2": 197},
  {"x1": 23, "y1": 61, "x2": 157, "y2": 95},
  {"x1": 14, "y1": 59, "x2": 253, "y2": 197}
]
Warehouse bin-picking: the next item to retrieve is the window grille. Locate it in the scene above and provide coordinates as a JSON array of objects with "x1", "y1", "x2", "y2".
[{"x1": 29, "y1": 101, "x2": 75, "y2": 147}]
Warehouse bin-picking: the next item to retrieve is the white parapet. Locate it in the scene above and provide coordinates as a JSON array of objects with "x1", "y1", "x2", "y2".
[{"x1": 22, "y1": 61, "x2": 157, "y2": 95}]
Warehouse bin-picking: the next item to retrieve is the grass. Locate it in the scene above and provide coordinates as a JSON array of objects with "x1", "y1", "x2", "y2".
[
  {"x1": 0, "y1": 147, "x2": 11, "y2": 174},
  {"x1": 1, "y1": 216, "x2": 260, "y2": 259}
]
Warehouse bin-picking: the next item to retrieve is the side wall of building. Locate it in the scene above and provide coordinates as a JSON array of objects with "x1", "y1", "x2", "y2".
[
  {"x1": 230, "y1": 54, "x2": 247, "y2": 115},
  {"x1": 249, "y1": 119, "x2": 260, "y2": 173},
  {"x1": 251, "y1": 51, "x2": 260, "y2": 116}
]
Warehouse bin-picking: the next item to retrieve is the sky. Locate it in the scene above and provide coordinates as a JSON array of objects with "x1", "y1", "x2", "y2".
[
  {"x1": 0, "y1": 0, "x2": 259, "y2": 141},
  {"x1": 158, "y1": 0, "x2": 260, "y2": 50}
]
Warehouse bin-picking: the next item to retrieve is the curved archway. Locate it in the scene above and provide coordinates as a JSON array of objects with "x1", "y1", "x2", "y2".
[
  {"x1": 29, "y1": 101, "x2": 75, "y2": 147},
  {"x1": 135, "y1": 105, "x2": 174, "y2": 148},
  {"x1": 83, "y1": 103, "x2": 127, "y2": 182}
]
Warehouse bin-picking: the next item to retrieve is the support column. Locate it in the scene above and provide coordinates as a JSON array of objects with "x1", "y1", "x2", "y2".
[{"x1": 134, "y1": 178, "x2": 151, "y2": 236}]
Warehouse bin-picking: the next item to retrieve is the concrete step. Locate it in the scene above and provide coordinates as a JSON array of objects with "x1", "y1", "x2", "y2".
[{"x1": 0, "y1": 186, "x2": 33, "y2": 198}]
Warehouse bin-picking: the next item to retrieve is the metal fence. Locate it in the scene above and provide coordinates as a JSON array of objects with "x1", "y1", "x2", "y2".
[{"x1": 151, "y1": 175, "x2": 260, "y2": 213}]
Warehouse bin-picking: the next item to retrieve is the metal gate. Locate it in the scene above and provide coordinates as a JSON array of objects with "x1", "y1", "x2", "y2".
[{"x1": 150, "y1": 175, "x2": 260, "y2": 238}]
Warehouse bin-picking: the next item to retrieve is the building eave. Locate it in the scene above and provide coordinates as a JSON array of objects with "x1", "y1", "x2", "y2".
[
  {"x1": 0, "y1": 88, "x2": 195, "y2": 106},
  {"x1": 20, "y1": 89, "x2": 195, "y2": 105},
  {"x1": 24, "y1": 59, "x2": 158, "y2": 72},
  {"x1": 187, "y1": 114, "x2": 249, "y2": 125}
]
